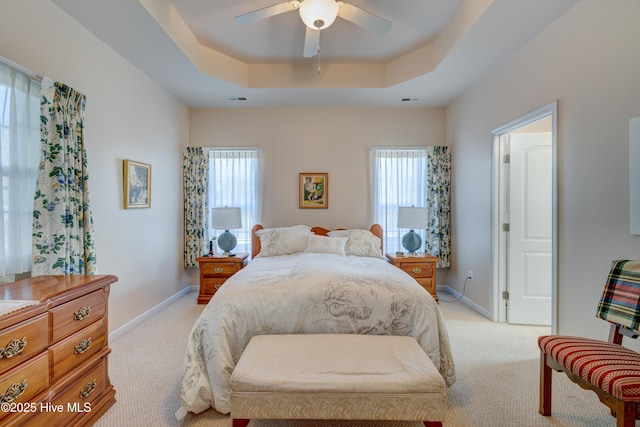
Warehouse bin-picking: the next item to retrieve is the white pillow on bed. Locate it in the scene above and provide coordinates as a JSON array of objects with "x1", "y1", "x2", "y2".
[
  {"x1": 327, "y1": 229, "x2": 384, "y2": 258},
  {"x1": 256, "y1": 225, "x2": 312, "y2": 257},
  {"x1": 304, "y1": 235, "x2": 347, "y2": 256}
]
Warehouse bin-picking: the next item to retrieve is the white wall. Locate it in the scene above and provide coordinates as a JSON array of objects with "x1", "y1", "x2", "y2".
[
  {"x1": 189, "y1": 107, "x2": 445, "y2": 229},
  {"x1": 0, "y1": 0, "x2": 190, "y2": 332},
  {"x1": 447, "y1": 0, "x2": 640, "y2": 338}
]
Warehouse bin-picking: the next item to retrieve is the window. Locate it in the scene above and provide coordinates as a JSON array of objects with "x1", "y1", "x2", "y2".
[
  {"x1": 0, "y1": 61, "x2": 40, "y2": 280},
  {"x1": 371, "y1": 148, "x2": 428, "y2": 252},
  {"x1": 208, "y1": 149, "x2": 262, "y2": 256}
]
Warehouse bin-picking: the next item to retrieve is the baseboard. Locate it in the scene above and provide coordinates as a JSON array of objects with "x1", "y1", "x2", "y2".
[
  {"x1": 109, "y1": 286, "x2": 193, "y2": 341},
  {"x1": 437, "y1": 285, "x2": 491, "y2": 319}
]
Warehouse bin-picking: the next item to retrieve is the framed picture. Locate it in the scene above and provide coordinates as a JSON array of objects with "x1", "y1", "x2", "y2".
[
  {"x1": 123, "y1": 159, "x2": 151, "y2": 209},
  {"x1": 299, "y1": 173, "x2": 328, "y2": 209}
]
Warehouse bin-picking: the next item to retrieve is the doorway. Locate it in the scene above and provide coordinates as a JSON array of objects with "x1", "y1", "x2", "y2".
[{"x1": 491, "y1": 102, "x2": 557, "y2": 329}]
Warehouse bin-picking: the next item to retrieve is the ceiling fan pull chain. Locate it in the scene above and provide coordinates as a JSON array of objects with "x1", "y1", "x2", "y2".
[{"x1": 317, "y1": 36, "x2": 321, "y2": 74}]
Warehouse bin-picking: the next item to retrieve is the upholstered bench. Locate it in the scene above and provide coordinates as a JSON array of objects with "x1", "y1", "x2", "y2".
[{"x1": 230, "y1": 334, "x2": 446, "y2": 427}]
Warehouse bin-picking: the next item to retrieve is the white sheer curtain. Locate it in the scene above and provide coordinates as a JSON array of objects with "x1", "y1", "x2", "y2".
[
  {"x1": 0, "y1": 62, "x2": 40, "y2": 277},
  {"x1": 208, "y1": 149, "x2": 262, "y2": 256},
  {"x1": 371, "y1": 148, "x2": 428, "y2": 253}
]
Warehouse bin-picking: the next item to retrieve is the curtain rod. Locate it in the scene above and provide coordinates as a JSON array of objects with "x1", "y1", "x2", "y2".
[{"x1": 0, "y1": 56, "x2": 43, "y2": 83}]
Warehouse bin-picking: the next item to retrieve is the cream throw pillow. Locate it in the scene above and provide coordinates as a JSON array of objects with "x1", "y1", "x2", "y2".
[
  {"x1": 327, "y1": 229, "x2": 383, "y2": 258},
  {"x1": 304, "y1": 235, "x2": 347, "y2": 256},
  {"x1": 256, "y1": 225, "x2": 311, "y2": 257}
]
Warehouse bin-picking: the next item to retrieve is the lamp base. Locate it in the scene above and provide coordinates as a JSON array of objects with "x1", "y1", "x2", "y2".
[
  {"x1": 218, "y1": 230, "x2": 237, "y2": 256},
  {"x1": 402, "y1": 230, "x2": 422, "y2": 255}
]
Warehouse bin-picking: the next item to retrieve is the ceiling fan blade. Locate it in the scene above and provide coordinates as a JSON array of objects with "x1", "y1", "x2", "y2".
[
  {"x1": 337, "y1": 2, "x2": 391, "y2": 35},
  {"x1": 303, "y1": 27, "x2": 320, "y2": 57},
  {"x1": 235, "y1": 1, "x2": 300, "y2": 25}
]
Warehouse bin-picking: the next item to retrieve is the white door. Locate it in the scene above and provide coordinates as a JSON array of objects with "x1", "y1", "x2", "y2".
[{"x1": 507, "y1": 132, "x2": 552, "y2": 325}]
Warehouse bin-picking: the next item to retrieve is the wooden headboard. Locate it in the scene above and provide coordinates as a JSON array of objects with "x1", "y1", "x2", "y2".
[{"x1": 251, "y1": 224, "x2": 383, "y2": 259}]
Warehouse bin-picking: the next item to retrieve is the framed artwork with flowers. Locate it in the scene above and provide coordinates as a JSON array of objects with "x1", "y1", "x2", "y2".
[{"x1": 123, "y1": 159, "x2": 151, "y2": 209}]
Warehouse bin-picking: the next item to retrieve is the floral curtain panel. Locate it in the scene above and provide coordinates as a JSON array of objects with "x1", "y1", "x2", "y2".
[
  {"x1": 183, "y1": 147, "x2": 208, "y2": 268},
  {"x1": 425, "y1": 146, "x2": 451, "y2": 268},
  {"x1": 32, "y1": 78, "x2": 97, "y2": 275}
]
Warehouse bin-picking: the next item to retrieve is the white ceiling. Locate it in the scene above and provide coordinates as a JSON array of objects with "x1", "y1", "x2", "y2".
[{"x1": 50, "y1": 0, "x2": 579, "y2": 108}]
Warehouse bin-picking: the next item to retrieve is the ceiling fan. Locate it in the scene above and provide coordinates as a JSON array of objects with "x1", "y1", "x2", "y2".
[{"x1": 235, "y1": 0, "x2": 392, "y2": 58}]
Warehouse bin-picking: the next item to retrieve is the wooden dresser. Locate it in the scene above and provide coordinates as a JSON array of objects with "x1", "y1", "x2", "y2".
[
  {"x1": 196, "y1": 254, "x2": 248, "y2": 304},
  {"x1": 0, "y1": 274, "x2": 117, "y2": 426},
  {"x1": 386, "y1": 253, "x2": 439, "y2": 302}
]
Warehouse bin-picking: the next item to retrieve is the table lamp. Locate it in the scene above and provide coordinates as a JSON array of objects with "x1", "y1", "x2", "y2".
[
  {"x1": 211, "y1": 207, "x2": 242, "y2": 256},
  {"x1": 397, "y1": 206, "x2": 429, "y2": 255}
]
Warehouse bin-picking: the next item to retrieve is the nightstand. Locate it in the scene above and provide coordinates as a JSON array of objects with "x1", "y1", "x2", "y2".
[
  {"x1": 196, "y1": 254, "x2": 248, "y2": 304},
  {"x1": 385, "y1": 253, "x2": 439, "y2": 302}
]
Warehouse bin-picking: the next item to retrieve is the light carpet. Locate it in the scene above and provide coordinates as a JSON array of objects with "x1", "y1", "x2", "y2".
[{"x1": 94, "y1": 291, "x2": 616, "y2": 427}]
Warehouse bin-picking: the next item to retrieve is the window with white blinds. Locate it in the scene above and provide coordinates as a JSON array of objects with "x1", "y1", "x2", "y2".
[
  {"x1": 0, "y1": 61, "x2": 40, "y2": 279},
  {"x1": 208, "y1": 149, "x2": 262, "y2": 256}
]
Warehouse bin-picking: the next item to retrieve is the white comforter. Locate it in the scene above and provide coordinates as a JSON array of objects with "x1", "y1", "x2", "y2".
[{"x1": 177, "y1": 253, "x2": 456, "y2": 415}]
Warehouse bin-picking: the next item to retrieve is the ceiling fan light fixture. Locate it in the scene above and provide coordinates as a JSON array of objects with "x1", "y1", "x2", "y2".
[{"x1": 299, "y1": 0, "x2": 339, "y2": 30}]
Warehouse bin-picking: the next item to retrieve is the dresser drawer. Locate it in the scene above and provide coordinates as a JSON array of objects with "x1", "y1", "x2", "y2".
[
  {"x1": 50, "y1": 289, "x2": 106, "y2": 343},
  {"x1": 200, "y1": 262, "x2": 239, "y2": 277},
  {"x1": 41, "y1": 357, "x2": 108, "y2": 426},
  {"x1": 0, "y1": 314, "x2": 48, "y2": 375},
  {"x1": 49, "y1": 319, "x2": 106, "y2": 382},
  {"x1": 398, "y1": 262, "x2": 434, "y2": 278},
  {"x1": 0, "y1": 352, "x2": 48, "y2": 420}
]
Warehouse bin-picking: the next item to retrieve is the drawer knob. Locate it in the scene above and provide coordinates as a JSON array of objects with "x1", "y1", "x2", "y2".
[
  {"x1": 80, "y1": 379, "x2": 97, "y2": 398},
  {"x1": 412, "y1": 267, "x2": 422, "y2": 274},
  {"x1": 0, "y1": 379, "x2": 27, "y2": 403},
  {"x1": 0, "y1": 337, "x2": 27, "y2": 359},
  {"x1": 74, "y1": 338, "x2": 92, "y2": 355},
  {"x1": 214, "y1": 267, "x2": 224, "y2": 274},
  {"x1": 215, "y1": 283, "x2": 222, "y2": 290},
  {"x1": 74, "y1": 306, "x2": 92, "y2": 321}
]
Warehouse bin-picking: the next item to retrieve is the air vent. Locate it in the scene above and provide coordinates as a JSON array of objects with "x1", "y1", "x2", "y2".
[
  {"x1": 227, "y1": 97, "x2": 248, "y2": 102},
  {"x1": 401, "y1": 97, "x2": 421, "y2": 103}
]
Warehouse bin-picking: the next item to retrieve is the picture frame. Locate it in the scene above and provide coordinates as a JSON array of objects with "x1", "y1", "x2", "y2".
[
  {"x1": 299, "y1": 172, "x2": 328, "y2": 209},
  {"x1": 123, "y1": 159, "x2": 151, "y2": 209}
]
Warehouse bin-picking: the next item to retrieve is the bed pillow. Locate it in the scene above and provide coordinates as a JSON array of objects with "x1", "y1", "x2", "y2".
[
  {"x1": 304, "y1": 235, "x2": 348, "y2": 256},
  {"x1": 327, "y1": 229, "x2": 384, "y2": 258},
  {"x1": 256, "y1": 225, "x2": 312, "y2": 257}
]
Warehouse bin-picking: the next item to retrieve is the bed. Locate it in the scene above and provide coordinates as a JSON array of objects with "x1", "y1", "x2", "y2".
[{"x1": 177, "y1": 224, "x2": 456, "y2": 417}]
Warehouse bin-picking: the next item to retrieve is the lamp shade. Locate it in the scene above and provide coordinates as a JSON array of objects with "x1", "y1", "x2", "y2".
[
  {"x1": 211, "y1": 207, "x2": 242, "y2": 230},
  {"x1": 299, "y1": 0, "x2": 339, "y2": 30},
  {"x1": 397, "y1": 206, "x2": 429, "y2": 230}
]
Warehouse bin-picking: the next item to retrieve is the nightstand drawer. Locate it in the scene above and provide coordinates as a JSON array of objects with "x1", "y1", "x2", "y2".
[
  {"x1": 201, "y1": 278, "x2": 226, "y2": 295},
  {"x1": 200, "y1": 262, "x2": 239, "y2": 277},
  {"x1": 398, "y1": 262, "x2": 434, "y2": 278},
  {"x1": 197, "y1": 254, "x2": 248, "y2": 305}
]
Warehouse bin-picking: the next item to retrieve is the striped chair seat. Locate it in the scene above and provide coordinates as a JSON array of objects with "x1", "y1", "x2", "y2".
[
  {"x1": 538, "y1": 260, "x2": 640, "y2": 426},
  {"x1": 538, "y1": 335, "x2": 640, "y2": 402}
]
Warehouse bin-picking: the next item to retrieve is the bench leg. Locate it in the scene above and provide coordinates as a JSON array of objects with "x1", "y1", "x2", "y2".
[
  {"x1": 424, "y1": 422, "x2": 442, "y2": 427},
  {"x1": 615, "y1": 400, "x2": 636, "y2": 427},
  {"x1": 232, "y1": 419, "x2": 250, "y2": 427},
  {"x1": 539, "y1": 350, "x2": 552, "y2": 416}
]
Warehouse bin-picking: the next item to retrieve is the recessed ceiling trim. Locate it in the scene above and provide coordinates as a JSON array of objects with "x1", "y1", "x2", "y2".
[
  {"x1": 139, "y1": 0, "x2": 489, "y2": 90},
  {"x1": 139, "y1": 0, "x2": 248, "y2": 86}
]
